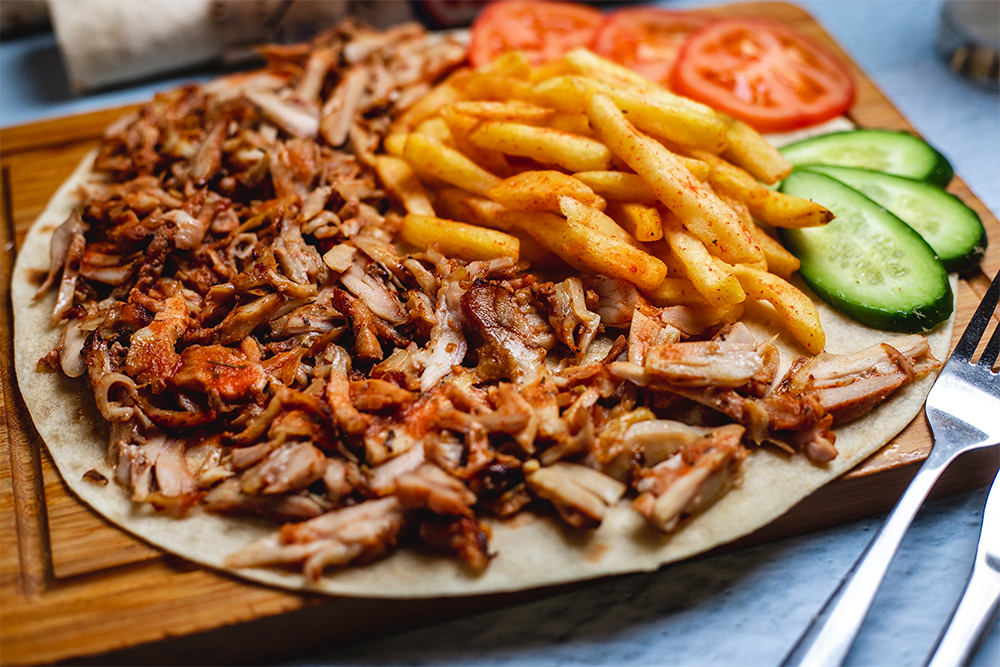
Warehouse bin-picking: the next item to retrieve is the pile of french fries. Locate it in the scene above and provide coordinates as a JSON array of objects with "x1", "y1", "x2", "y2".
[{"x1": 377, "y1": 48, "x2": 834, "y2": 354}]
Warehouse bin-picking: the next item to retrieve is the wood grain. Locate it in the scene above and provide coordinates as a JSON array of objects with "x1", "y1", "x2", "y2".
[{"x1": 1, "y1": 3, "x2": 998, "y2": 665}]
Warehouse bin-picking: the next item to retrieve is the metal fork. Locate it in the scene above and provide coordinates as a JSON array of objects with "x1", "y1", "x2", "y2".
[
  {"x1": 781, "y1": 272, "x2": 1000, "y2": 667},
  {"x1": 925, "y1": 469, "x2": 1000, "y2": 667}
]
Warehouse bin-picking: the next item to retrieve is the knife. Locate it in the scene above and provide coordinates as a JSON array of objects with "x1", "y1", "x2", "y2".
[{"x1": 925, "y1": 470, "x2": 1000, "y2": 667}]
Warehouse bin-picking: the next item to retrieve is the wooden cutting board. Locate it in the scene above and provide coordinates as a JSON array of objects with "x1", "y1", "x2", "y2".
[{"x1": 2, "y1": 3, "x2": 998, "y2": 664}]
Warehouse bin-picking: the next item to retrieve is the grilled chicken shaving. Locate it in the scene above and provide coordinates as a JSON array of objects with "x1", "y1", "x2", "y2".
[{"x1": 35, "y1": 20, "x2": 942, "y2": 580}]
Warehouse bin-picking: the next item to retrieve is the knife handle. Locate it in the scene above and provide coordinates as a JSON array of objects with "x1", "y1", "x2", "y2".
[{"x1": 925, "y1": 473, "x2": 1000, "y2": 667}]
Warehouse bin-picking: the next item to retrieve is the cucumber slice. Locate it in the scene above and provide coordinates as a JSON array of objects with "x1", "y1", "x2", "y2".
[
  {"x1": 779, "y1": 171, "x2": 953, "y2": 333},
  {"x1": 780, "y1": 130, "x2": 954, "y2": 188},
  {"x1": 799, "y1": 165, "x2": 987, "y2": 272}
]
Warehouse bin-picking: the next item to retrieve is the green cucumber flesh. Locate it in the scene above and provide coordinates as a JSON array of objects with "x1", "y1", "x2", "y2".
[
  {"x1": 778, "y1": 171, "x2": 953, "y2": 333},
  {"x1": 798, "y1": 165, "x2": 986, "y2": 272},
  {"x1": 780, "y1": 130, "x2": 954, "y2": 188}
]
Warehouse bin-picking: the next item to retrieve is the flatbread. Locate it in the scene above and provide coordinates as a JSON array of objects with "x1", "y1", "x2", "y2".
[{"x1": 12, "y1": 149, "x2": 954, "y2": 598}]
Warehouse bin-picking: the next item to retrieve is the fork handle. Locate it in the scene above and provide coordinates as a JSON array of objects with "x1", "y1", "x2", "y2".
[{"x1": 781, "y1": 449, "x2": 955, "y2": 667}]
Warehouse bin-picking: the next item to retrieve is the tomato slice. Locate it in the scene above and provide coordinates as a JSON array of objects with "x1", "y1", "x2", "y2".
[
  {"x1": 671, "y1": 19, "x2": 855, "y2": 133},
  {"x1": 592, "y1": 8, "x2": 710, "y2": 86},
  {"x1": 468, "y1": 0, "x2": 603, "y2": 68}
]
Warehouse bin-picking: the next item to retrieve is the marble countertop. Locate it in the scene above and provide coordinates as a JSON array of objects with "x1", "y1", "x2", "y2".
[{"x1": 1, "y1": 1, "x2": 997, "y2": 665}]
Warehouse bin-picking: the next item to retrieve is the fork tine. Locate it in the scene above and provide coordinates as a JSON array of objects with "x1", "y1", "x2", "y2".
[
  {"x1": 952, "y1": 272, "x2": 1000, "y2": 361},
  {"x1": 977, "y1": 312, "x2": 1000, "y2": 370}
]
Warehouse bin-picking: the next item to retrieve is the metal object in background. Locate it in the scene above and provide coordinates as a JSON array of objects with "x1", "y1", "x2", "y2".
[
  {"x1": 937, "y1": 0, "x2": 1000, "y2": 90},
  {"x1": 925, "y1": 471, "x2": 1000, "y2": 667}
]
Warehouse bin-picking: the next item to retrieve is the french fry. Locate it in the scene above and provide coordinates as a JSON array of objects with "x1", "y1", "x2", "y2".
[
  {"x1": 605, "y1": 202, "x2": 663, "y2": 242},
  {"x1": 454, "y1": 71, "x2": 538, "y2": 103},
  {"x1": 403, "y1": 132, "x2": 500, "y2": 196},
  {"x1": 504, "y1": 209, "x2": 668, "y2": 293},
  {"x1": 399, "y1": 214, "x2": 519, "y2": 262},
  {"x1": 449, "y1": 100, "x2": 554, "y2": 122},
  {"x1": 439, "y1": 105, "x2": 513, "y2": 177},
  {"x1": 561, "y1": 48, "x2": 655, "y2": 89},
  {"x1": 660, "y1": 211, "x2": 746, "y2": 307},
  {"x1": 749, "y1": 190, "x2": 835, "y2": 229},
  {"x1": 533, "y1": 75, "x2": 727, "y2": 152},
  {"x1": 721, "y1": 119, "x2": 792, "y2": 184},
  {"x1": 488, "y1": 171, "x2": 601, "y2": 211},
  {"x1": 587, "y1": 93, "x2": 763, "y2": 264},
  {"x1": 383, "y1": 132, "x2": 408, "y2": 157},
  {"x1": 572, "y1": 171, "x2": 660, "y2": 205},
  {"x1": 375, "y1": 155, "x2": 435, "y2": 216},
  {"x1": 393, "y1": 76, "x2": 465, "y2": 133},
  {"x1": 469, "y1": 121, "x2": 613, "y2": 172},
  {"x1": 561, "y1": 48, "x2": 719, "y2": 114},
  {"x1": 728, "y1": 262, "x2": 824, "y2": 354},
  {"x1": 483, "y1": 51, "x2": 533, "y2": 79},
  {"x1": 537, "y1": 112, "x2": 593, "y2": 136},
  {"x1": 644, "y1": 277, "x2": 713, "y2": 307},
  {"x1": 415, "y1": 117, "x2": 455, "y2": 146},
  {"x1": 558, "y1": 195, "x2": 641, "y2": 248},
  {"x1": 707, "y1": 154, "x2": 832, "y2": 228},
  {"x1": 434, "y1": 188, "x2": 566, "y2": 268},
  {"x1": 750, "y1": 222, "x2": 800, "y2": 280}
]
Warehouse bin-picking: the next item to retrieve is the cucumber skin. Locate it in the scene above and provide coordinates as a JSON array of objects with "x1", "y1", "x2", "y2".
[
  {"x1": 780, "y1": 130, "x2": 954, "y2": 188},
  {"x1": 779, "y1": 172, "x2": 954, "y2": 334},
  {"x1": 798, "y1": 165, "x2": 987, "y2": 273}
]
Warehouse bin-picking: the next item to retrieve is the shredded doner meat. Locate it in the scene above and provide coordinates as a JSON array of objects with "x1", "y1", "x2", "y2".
[{"x1": 35, "y1": 20, "x2": 941, "y2": 579}]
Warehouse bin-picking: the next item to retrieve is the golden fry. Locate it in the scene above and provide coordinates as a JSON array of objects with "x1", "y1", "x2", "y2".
[
  {"x1": 449, "y1": 100, "x2": 554, "y2": 122},
  {"x1": 483, "y1": 51, "x2": 533, "y2": 79},
  {"x1": 469, "y1": 121, "x2": 613, "y2": 172},
  {"x1": 375, "y1": 155, "x2": 435, "y2": 216},
  {"x1": 403, "y1": 132, "x2": 500, "y2": 196},
  {"x1": 644, "y1": 277, "x2": 712, "y2": 307},
  {"x1": 721, "y1": 119, "x2": 792, "y2": 184},
  {"x1": 415, "y1": 117, "x2": 454, "y2": 146},
  {"x1": 707, "y1": 155, "x2": 832, "y2": 228},
  {"x1": 488, "y1": 171, "x2": 601, "y2": 212},
  {"x1": 399, "y1": 214, "x2": 519, "y2": 262},
  {"x1": 434, "y1": 188, "x2": 566, "y2": 268},
  {"x1": 750, "y1": 222, "x2": 800, "y2": 280},
  {"x1": 728, "y1": 262, "x2": 824, "y2": 354},
  {"x1": 533, "y1": 75, "x2": 727, "y2": 152},
  {"x1": 383, "y1": 132, "x2": 408, "y2": 157},
  {"x1": 750, "y1": 190, "x2": 834, "y2": 229},
  {"x1": 572, "y1": 171, "x2": 660, "y2": 205},
  {"x1": 504, "y1": 209, "x2": 668, "y2": 293},
  {"x1": 454, "y1": 72, "x2": 538, "y2": 103},
  {"x1": 587, "y1": 93, "x2": 762, "y2": 264},
  {"x1": 660, "y1": 212, "x2": 746, "y2": 307},
  {"x1": 394, "y1": 76, "x2": 465, "y2": 133},
  {"x1": 439, "y1": 106, "x2": 513, "y2": 177},
  {"x1": 606, "y1": 202, "x2": 663, "y2": 242},
  {"x1": 558, "y1": 196, "x2": 641, "y2": 248}
]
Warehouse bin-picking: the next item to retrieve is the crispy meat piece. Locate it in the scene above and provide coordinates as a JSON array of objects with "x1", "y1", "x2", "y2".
[
  {"x1": 124, "y1": 296, "x2": 188, "y2": 388},
  {"x1": 633, "y1": 424, "x2": 747, "y2": 533},
  {"x1": 226, "y1": 497, "x2": 406, "y2": 580},
  {"x1": 169, "y1": 344, "x2": 267, "y2": 402},
  {"x1": 527, "y1": 462, "x2": 627, "y2": 529},
  {"x1": 396, "y1": 464, "x2": 477, "y2": 516},
  {"x1": 644, "y1": 322, "x2": 763, "y2": 388},
  {"x1": 461, "y1": 279, "x2": 549, "y2": 384}
]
